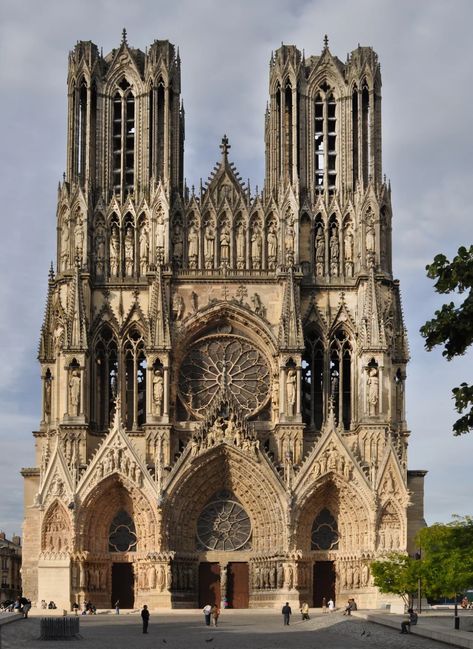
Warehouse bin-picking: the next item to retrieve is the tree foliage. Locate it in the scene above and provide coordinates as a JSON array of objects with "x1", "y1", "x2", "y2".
[
  {"x1": 420, "y1": 245, "x2": 473, "y2": 435},
  {"x1": 417, "y1": 516, "x2": 473, "y2": 599},
  {"x1": 371, "y1": 552, "x2": 421, "y2": 605}
]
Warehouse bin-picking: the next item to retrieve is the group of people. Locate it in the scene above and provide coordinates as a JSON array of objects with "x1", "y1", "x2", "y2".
[
  {"x1": 202, "y1": 603, "x2": 220, "y2": 626},
  {"x1": 1, "y1": 596, "x2": 32, "y2": 617}
]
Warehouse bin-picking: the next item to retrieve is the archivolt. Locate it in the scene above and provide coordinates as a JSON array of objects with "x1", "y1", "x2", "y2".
[{"x1": 162, "y1": 446, "x2": 286, "y2": 553}]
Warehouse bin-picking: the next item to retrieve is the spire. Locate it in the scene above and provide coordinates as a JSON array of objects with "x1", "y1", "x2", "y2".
[
  {"x1": 121, "y1": 27, "x2": 128, "y2": 46},
  {"x1": 149, "y1": 265, "x2": 171, "y2": 349},
  {"x1": 323, "y1": 34, "x2": 329, "y2": 50},
  {"x1": 362, "y1": 267, "x2": 385, "y2": 349},
  {"x1": 38, "y1": 265, "x2": 56, "y2": 362},
  {"x1": 278, "y1": 267, "x2": 304, "y2": 350},
  {"x1": 67, "y1": 257, "x2": 88, "y2": 350}
]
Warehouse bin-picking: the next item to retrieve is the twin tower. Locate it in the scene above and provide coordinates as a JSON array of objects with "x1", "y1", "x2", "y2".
[{"x1": 22, "y1": 33, "x2": 425, "y2": 611}]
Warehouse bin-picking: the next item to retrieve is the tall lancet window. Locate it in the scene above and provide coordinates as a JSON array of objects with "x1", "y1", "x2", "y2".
[
  {"x1": 314, "y1": 84, "x2": 337, "y2": 195},
  {"x1": 329, "y1": 330, "x2": 352, "y2": 430},
  {"x1": 112, "y1": 78, "x2": 135, "y2": 196},
  {"x1": 123, "y1": 327, "x2": 147, "y2": 430},
  {"x1": 302, "y1": 330, "x2": 325, "y2": 430},
  {"x1": 94, "y1": 326, "x2": 118, "y2": 431},
  {"x1": 77, "y1": 80, "x2": 87, "y2": 183}
]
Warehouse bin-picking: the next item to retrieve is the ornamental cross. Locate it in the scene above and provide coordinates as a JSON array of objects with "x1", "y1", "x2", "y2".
[{"x1": 220, "y1": 134, "x2": 231, "y2": 159}]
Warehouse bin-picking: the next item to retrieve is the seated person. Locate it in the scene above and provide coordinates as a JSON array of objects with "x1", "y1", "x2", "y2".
[{"x1": 400, "y1": 608, "x2": 418, "y2": 634}]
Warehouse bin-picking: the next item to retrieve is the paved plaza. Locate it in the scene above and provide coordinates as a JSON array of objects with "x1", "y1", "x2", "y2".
[{"x1": 0, "y1": 610, "x2": 454, "y2": 649}]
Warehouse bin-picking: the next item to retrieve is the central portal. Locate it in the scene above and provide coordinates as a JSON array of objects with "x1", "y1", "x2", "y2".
[
  {"x1": 227, "y1": 562, "x2": 249, "y2": 608},
  {"x1": 111, "y1": 563, "x2": 134, "y2": 609},
  {"x1": 198, "y1": 562, "x2": 220, "y2": 606},
  {"x1": 313, "y1": 561, "x2": 335, "y2": 607}
]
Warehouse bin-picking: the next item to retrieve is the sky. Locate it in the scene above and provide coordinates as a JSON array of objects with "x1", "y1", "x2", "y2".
[{"x1": 0, "y1": 0, "x2": 472, "y2": 539}]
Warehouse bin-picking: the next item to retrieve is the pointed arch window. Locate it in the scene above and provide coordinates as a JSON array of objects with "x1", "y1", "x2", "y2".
[
  {"x1": 302, "y1": 330, "x2": 324, "y2": 429},
  {"x1": 94, "y1": 326, "x2": 118, "y2": 431},
  {"x1": 330, "y1": 330, "x2": 352, "y2": 430},
  {"x1": 314, "y1": 83, "x2": 337, "y2": 195},
  {"x1": 311, "y1": 508, "x2": 339, "y2": 550},
  {"x1": 123, "y1": 327, "x2": 147, "y2": 430},
  {"x1": 112, "y1": 78, "x2": 135, "y2": 196}
]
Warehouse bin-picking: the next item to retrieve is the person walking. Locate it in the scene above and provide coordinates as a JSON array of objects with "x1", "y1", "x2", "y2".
[
  {"x1": 114, "y1": 600, "x2": 120, "y2": 615},
  {"x1": 328, "y1": 598, "x2": 335, "y2": 612},
  {"x1": 322, "y1": 596, "x2": 327, "y2": 613},
  {"x1": 141, "y1": 604, "x2": 150, "y2": 634},
  {"x1": 211, "y1": 604, "x2": 220, "y2": 626},
  {"x1": 282, "y1": 601, "x2": 292, "y2": 626},
  {"x1": 300, "y1": 601, "x2": 310, "y2": 620},
  {"x1": 203, "y1": 603, "x2": 212, "y2": 626}
]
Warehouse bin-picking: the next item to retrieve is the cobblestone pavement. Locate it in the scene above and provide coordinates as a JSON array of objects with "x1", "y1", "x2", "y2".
[{"x1": 1, "y1": 610, "x2": 454, "y2": 649}]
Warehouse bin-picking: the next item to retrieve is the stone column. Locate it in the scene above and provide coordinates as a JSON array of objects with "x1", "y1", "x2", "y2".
[
  {"x1": 79, "y1": 366, "x2": 85, "y2": 417},
  {"x1": 296, "y1": 366, "x2": 301, "y2": 416},
  {"x1": 279, "y1": 366, "x2": 286, "y2": 417},
  {"x1": 163, "y1": 366, "x2": 169, "y2": 420}
]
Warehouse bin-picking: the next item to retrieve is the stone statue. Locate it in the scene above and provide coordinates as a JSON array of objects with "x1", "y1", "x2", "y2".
[
  {"x1": 267, "y1": 223, "x2": 278, "y2": 268},
  {"x1": 139, "y1": 225, "x2": 149, "y2": 275},
  {"x1": 188, "y1": 225, "x2": 198, "y2": 268},
  {"x1": 344, "y1": 228, "x2": 354, "y2": 262},
  {"x1": 220, "y1": 226, "x2": 230, "y2": 265},
  {"x1": 315, "y1": 226, "x2": 325, "y2": 276},
  {"x1": 44, "y1": 375, "x2": 52, "y2": 421},
  {"x1": 236, "y1": 223, "x2": 245, "y2": 269},
  {"x1": 173, "y1": 223, "x2": 183, "y2": 264},
  {"x1": 367, "y1": 367, "x2": 379, "y2": 415},
  {"x1": 251, "y1": 224, "x2": 262, "y2": 269},
  {"x1": 172, "y1": 293, "x2": 184, "y2": 320},
  {"x1": 286, "y1": 368, "x2": 296, "y2": 416},
  {"x1": 204, "y1": 224, "x2": 215, "y2": 269},
  {"x1": 124, "y1": 227, "x2": 134, "y2": 276},
  {"x1": 61, "y1": 219, "x2": 70, "y2": 270},
  {"x1": 95, "y1": 233, "x2": 105, "y2": 275},
  {"x1": 74, "y1": 218, "x2": 84, "y2": 260},
  {"x1": 285, "y1": 219, "x2": 295, "y2": 263},
  {"x1": 153, "y1": 370, "x2": 164, "y2": 417},
  {"x1": 69, "y1": 369, "x2": 80, "y2": 416},
  {"x1": 191, "y1": 291, "x2": 198, "y2": 313},
  {"x1": 156, "y1": 212, "x2": 165, "y2": 252},
  {"x1": 251, "y1": 293, "x2": 265, "y2": 318},
  {"x1": 109, "y1": 226, "x2": 119, "y2": 277},
  {"x1": 366, "y1": 220, "x2": 375, "y2": 255},
  {"x1": 330, "y1": 227, "x2": 339, "y2": 276}
]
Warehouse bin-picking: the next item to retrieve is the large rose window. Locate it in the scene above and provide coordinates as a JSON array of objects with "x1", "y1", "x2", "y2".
[
  {"x1": 197, "y1": 498, "x2": 252, "y2": 551},
  {"x1": 179, "y1": 335, "x2": 270, "y2": 417}
]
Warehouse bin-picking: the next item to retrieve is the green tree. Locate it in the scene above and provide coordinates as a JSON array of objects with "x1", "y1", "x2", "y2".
[
  {"x1": 418, "y1": 516, "x2": 473, "y2": 605},
  {"x1": 371, "y1": 552, "x2": 421, "y2": 606},
  {"x1": 420, "y1": 245, "x2": 473, "y2": 435}
]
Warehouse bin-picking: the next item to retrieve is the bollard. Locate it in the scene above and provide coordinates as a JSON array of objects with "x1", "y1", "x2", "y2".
[{"x1": 455, "y1": 616, "x2": 460, "y2": 630}]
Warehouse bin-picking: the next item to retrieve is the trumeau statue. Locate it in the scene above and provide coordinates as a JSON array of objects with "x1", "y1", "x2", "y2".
[{"x1": 25, "y1": 35, "x2": 421, "y2": 613}]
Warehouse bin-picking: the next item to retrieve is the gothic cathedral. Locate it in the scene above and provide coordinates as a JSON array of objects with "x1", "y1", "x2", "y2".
[{"x1": 22, "y1": 33, "x2": 426, "y2": 610}]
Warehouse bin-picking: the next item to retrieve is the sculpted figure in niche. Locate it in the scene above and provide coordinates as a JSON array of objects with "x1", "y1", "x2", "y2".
[
  {"x1": 74, "y1": 217, "x2": 84, "y2": 261},
  {"x1": 251, "y1": 293, "x2": 265, "y2": 318},
  {"x1": 153, "y1": 370, "x2": 164, "y2": 417},
  {"x1": 69, "y1": 369, "x2": 80, "y2": 416},
  {"x1": 204, "y1": 224, "x2": 215, "y2": 269},
  {"x1": 109, "y1": 226, "x2": 119, "y2": 277},
  {"x1": 95, "y1": 232, "x2": 105, "y2": 275},
  {"x1": 366, "y1": 218, "x2": 375, "y2": 256},
  {"x1": 315, "y1": 226, "x2": 325, "y2": 276},
  {"x1": 156, "y1": 211, "x2": 165, "y2": 253},
  {"x1": 172, "y1": 293, "x2": 184, "y2": 320},
  {"x1": 124, "y1": 227, "x2": 134, "y2": 276},
  {"x1": 236, "y1": 223, "x2": 245, "y2": 269},
  {"x1": 188, "y1": 224, "x2": 198, "y2": 268},
  {"x1": 330, "y1": 226, "x2": 339, "y2": 276},
  {"x1": 44, "y1": 375, "x2": 52, "y2": 421},
  {"x1": 267, "y1": 223, "x2": 278, "y2": 269},
  {"x1": 61, "y1": 219, "x2": 70, "y2": 270},
  {"x1": 251, "y1": 223, "x2": 262, "y2": 269},
  {"x1": 286, "y1": 368, "x2": 296, "y2": 417},
  {"x1": 172, "y1": 223, "x2": 183, "y2": 265},
  {"x1": 285, "y1": 219, "x2": 295, "y2": 264},
  {"x1": 344, "y1": 227, "x2": 354, "y2": 277},
  {"x1": 139, "y1": 225, "x2": 149, "y2": 275},
  {"x1": 367, "y1": 367, "x2": 379, "y2": 415},
  {"x1": 220, "y1": 226, "x2": 230, "y2": 265}
]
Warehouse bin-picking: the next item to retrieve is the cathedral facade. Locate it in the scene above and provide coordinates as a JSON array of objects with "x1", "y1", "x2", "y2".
[{"x1": 22, "y1": 33, "x2": 426, "y2": 610}]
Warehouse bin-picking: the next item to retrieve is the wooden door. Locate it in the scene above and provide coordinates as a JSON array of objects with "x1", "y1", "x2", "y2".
[
  {"x1": 313, "y1": 561, "x2": 335, "y2": 607},
  {"x1": 111, "y1": 563, "x2": 134, "y2": 609},
  {"x1": 227, "y1": 562, "x2": 249, "y2": 608},
  {"x1": 198, "y1": 562, "x2": 220, "y2": 607}
]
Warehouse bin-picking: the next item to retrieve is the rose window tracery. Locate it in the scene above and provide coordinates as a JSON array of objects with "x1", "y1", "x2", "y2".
[
  {"x1": 109, "y1": 510, "x2": 137, "y2": 552},
  {"x1": 179, "y1": 335, "x2": 270, "y2": 417},
  {"x1": 197, "y1": 498, "x2": 252, "y2": 551},
  {"x1": 311, "y1": 508, "x2": 339, "y2": 550}
]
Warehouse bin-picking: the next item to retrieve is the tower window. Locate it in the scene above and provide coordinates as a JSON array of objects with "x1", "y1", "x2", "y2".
[
  {"x1": 314, "y1": 88, "x2": 337, "y2": 195},
  {"x1": 112, "y1": 81, "x2": 135, "y2": 196}
]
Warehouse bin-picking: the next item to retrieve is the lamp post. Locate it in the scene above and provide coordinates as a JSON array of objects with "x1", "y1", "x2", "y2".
[{"x1": 415, "y1": 550, "x2": 422, "y2": 614}]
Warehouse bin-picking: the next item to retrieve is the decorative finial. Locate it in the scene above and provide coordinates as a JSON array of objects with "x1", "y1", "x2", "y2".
[
  {"x1": 324, "y1": 34, "x2": 329, "y2": 49},
  {"x1": 49, "y1": 261, "x2": 54, "y2": 281},
  {"x1": 121, "y1": 27, "x2": 127, "y2": 46},
  {"x1": 220, "y1": 134, "x2": 231, "y2": 160}
]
